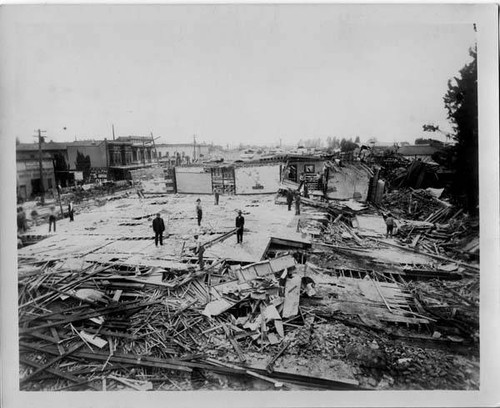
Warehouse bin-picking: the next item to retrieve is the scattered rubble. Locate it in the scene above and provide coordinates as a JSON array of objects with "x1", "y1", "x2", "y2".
[{"x1": 18, "y1": 187, "x2": 479, "y2": 391}]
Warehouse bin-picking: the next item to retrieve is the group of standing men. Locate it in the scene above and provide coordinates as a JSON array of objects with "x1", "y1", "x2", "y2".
[
  {"x1": 151, "y1": 196, "x2": 246, "y2": 271},
  {"x1": 16, "y1": 201, "x2": 75, "y2": 235},
  {"x1": 48, "y1": 201, "x2": 75, "y2": 233}
]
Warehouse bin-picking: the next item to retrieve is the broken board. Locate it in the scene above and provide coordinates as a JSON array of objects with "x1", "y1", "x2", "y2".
[{"x1": 282, "y1": 275, "x2": 301, "y2": 318}]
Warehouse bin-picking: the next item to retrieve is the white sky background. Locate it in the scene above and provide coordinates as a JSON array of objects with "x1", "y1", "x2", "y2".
[{"x1": 2, "y1": 5, "x2": 477, "y2": 147}]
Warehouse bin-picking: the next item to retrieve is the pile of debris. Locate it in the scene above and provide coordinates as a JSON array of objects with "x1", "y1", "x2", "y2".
[
  {"x1": 19, "y1": 254, "x2": 368, "y2": 391},
  {"x1": 382, "y1": 188, "x2": 450, "y2": 221},
  {"x1": 381, "y1": 188, "x2": 479, "y2": 260},
  {"x1": 17, "y1": 190, "x2": 480, "y2": 392},
  {"x1": 382, "y1": 159, "x2": 440, "y2": 190}
]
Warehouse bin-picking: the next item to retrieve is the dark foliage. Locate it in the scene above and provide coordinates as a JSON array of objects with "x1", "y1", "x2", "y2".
[{"x1": 443, "y1": 46, "x2": 478, "y2": 214}]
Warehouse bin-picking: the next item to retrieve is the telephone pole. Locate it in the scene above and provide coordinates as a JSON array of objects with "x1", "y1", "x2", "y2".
[
  {"x1": 150, "y1": 132, "x2": 160, "y2": 165},
  {"x1": 34, "y1": 129, "x2": 47, "y2": 205},
  {"x1": 193, "y1": 134, "x2": 197, "y2": 162}
]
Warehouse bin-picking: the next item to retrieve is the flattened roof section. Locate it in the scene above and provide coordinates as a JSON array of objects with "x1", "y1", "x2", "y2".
[{"x1": 398, "y1": 145, "x2": 443, "y2": 156}]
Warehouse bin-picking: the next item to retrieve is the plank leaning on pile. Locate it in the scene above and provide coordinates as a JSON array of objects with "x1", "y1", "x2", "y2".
[{"x1": 194, "y1": 234, "x2": 205, "y2": 270}]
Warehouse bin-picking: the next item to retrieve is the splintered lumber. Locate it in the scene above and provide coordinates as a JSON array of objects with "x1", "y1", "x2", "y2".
[
  {"x1": 206, "y1": 358, "x2": 283, "y2": 388},
  {"x1": 266, "y1": 337, "x2": 292, "y2": 373},
  {"x1": 38, "y1": 348, "x2": 194, "y2": 373},
  {"x1": 222, "y1": 324, "x2": 246, "y2": 363},
  {"x1": 369, "y1": 276, "x2": 392, "y2": 312},
  {"x1": 20, "y1": 342, "x2": 84, "y2": 384},
  {"x1": 19, "y1": 356, "x2": 101, "y2": 391},
  {"x1": 313, "y1": 241, "x2": 369, "y2": 253},
  {"x1": 201, "y1": 228, "x2": 238, "y2": 249},
  {"x1": 108, "y1": 375, "x2": 153, "y2": 391},
  {"x1": 282, "y1": 275, "x2": 302, "y2": 318},
  {"x1": 20, "y1": 300, "x2": 160, "y2": 334},
  {"x1": 377, "y1": 239, "x2": 480, "y2": 271},
  {"x1": 244, "y1": 370, "x2": 284, "y2": 388}
]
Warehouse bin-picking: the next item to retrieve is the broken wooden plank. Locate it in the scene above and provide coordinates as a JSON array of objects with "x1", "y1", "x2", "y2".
[
  {"x1": 282, "y1": 275, "x2": 301, "y2": 318},
  {"x1": 266, "y1": 337, "x2": 292, "y2": 373},
  {"x1": 49, "y1": 327, "x2": 65, "y2": 355},
  {"x1": 112, "y1": 289, "x2": 123, "y2": 301},
  {"x1": 20, "y1": 300, "x2": 160, "y2": 334},
  {"x1": 108, "y1": 375, "x2": 153, "y2": 391},
  {"x1": 19, "y1": 356, "x2": 101, "y2": 391},
  {"x1": 20, "y1": 342, "x2": 84, "y2": 385},
  {"x1": 222, "y1": 324, "x2": 246, "y2": 363}
]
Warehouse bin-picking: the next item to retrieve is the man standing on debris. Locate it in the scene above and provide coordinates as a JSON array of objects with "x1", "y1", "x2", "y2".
[
  {"x1": 194, "y1": 234, "x2": 205, "y2": 270},
  {"x1": 152, "y1": 213, "x2": 166, "y2": 247},
  {"x1": 384, "y1": 213, "x2": 397, "y2": 238},
  {"x1": 48, "y1": 206, "x2": 57, "y2": 233},
  {"x1": 68, "y1": 201, "x2": 75, "y2": 222},
  {"x1": 196, "y1": 198, "x2": 203, "y2": 226},
  {"x1": 235, "y1": 210, "x2": 245, "y2": 244},
  {"x1": 214, "y1": 188, "x2": 220, "y2": 205},
  {"x1": 286, "y1": 188, "x2": 294, "y2": 211},
  {"x1": 295, "y1": 191, "x2": 301, "y2": 215},
  {"x1": 17, "y1": 207, "x2": 27, "y2": 233}
]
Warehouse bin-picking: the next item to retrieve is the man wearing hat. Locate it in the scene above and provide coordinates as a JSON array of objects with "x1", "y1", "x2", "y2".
[
  {"x1": 235, "y1": 210, "x2": 245, "y2": 244},
  {"x1": 152, "y1": 213, "x2": 165, "y2": 246},
  {"x1": 196, "y1": 198, "x2": 203, "y2": 226}
]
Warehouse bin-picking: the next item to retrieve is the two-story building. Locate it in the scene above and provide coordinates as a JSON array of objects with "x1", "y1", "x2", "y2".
[
  {"x1": 16, "y1": 144, "x2": 59, "y2": 200},
  {"x1": 155, "y1": 143, "x2": 212, "y2": 164}
]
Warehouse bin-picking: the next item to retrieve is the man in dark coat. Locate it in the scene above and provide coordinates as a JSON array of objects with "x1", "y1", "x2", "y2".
[
  {"x1": 48, "y1": 206, "x2": 57, "y2": 233},
  {"x1": 214, "y1": 189, "x2": 220, "y2": 205},
  {"x1": 235, "y1": 210, "x2": 245, "y2": 244},
  {"x1": 152, "y1": 213, "x2": 165, "y2": 246},
  {"x1": 286, "y1": 189, "x2": 294, "y2": 211},
  {"x1": 295, "y1": 192, "x2": 301, "y2": 215},
  {"x1": 17, "y1": 207, "x2": 26, "y2": 233},
  {"x1": 196, "y1": 198, "x2": 203, "y2": 226},
  {"x1": 68, "y1": 201, "x2": 75, "y2": 222}
]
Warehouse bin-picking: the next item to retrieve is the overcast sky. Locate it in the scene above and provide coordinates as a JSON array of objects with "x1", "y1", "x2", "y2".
[{"x1": 1, "y1": 5, "x2": 477, "y2": 147}]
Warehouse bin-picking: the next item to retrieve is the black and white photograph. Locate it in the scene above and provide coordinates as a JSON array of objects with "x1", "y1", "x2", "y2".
[{"x1": 1, "y1": 3, "x2": 498, "y2": 407}]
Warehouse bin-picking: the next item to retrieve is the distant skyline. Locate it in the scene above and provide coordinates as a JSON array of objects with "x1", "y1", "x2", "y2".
[{"x1": 2, "y1": 5, "x2": 477, "y2": 147}]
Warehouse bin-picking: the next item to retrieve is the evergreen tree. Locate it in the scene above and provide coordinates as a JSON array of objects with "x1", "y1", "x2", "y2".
[{"x1": 443, "y1": 46, "x2": 478, "y2": 213}]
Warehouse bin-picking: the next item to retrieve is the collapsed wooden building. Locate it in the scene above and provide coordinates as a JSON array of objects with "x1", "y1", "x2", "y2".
[{"x1": 17, "y1": 165, "x2": 480, "y2": 391}]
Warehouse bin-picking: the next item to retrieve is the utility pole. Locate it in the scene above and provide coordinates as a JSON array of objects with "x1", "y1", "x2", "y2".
[
  {"x1": 34, "y1": 129, "x2": 47, "y2": 205},
  {"x1": 112, "y1": 124, "x2": 116, "y2": 140},
  {"x1": 104, "y1": 138, "x2": 109, "y2": 177},
  {"x1": 150, "y1": 132, "x2": 159, "y2": 165},
  {"x1": 142, "y1": 140, "x2": 146, "y2": 165},
  {"x1": 193, "y1": 134, "x2": 197, "y2": 162}
]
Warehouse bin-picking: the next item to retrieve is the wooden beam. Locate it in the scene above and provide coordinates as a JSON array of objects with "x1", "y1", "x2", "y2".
[
  {"x1": 20, "y1": 300, "x2": 160, "y2": 334},
  {"x1": 19, "y1": 356, "x2": 101, "y2": 391},
  {"x1": 20, "y1": 342, "x2": 84, "y2": 384}
]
